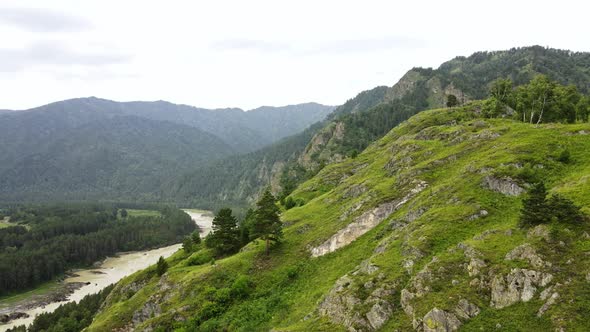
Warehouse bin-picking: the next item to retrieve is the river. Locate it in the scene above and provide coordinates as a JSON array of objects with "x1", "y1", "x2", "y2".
[{"x1": 0, "y1": 209, "x2": 213, "y2": 331}]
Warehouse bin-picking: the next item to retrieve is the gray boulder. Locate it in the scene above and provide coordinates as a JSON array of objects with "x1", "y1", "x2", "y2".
[
  {"x1": 490, "y1": 268, "x2": 553, "y2": 308},
  {"x1": 454, "y1": 299, "x2": 480, "y2": 320},
  {"x1": 422, "y1": 308, "x2": 462, "y2": 332},
  {"x1": 366, "y1": 300, "x2": 394, "y2": 330},
  {"x1": 505, "y1": 243, "x2": 549, "y2": 269},
  {"x1": 482, "y1": 176, "x2": 525, "y2": 196}
]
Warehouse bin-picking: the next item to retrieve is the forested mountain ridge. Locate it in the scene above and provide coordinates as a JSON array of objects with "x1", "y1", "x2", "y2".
[
  {"x1": 86, "y1": 104, "x2": 590, "y2": 331},
  {"x1": 0, "y1": 98, "x2": 333, "y2": 203},
  {"x1": 1, "y1": 97, "x2": 334, "y2": 152},
  {"x1": 307, "y1": 46, "x2": 590, "y2": 166},
  {"x1": 170, "y1": 46, "x2": 590, "y2": 210},
  {"x1": 0, "y1": 116, "x2": 235, "y2": 202}
]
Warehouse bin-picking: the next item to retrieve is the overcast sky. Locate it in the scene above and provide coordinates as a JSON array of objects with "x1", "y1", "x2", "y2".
[{"x1": 0, "y1": 0, "x2": 588, "y2": 110}]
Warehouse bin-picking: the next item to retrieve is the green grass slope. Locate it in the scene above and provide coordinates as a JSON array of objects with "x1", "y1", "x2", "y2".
[{"x1": 88, "y1": 105, "x2": 590, "y2": 331}]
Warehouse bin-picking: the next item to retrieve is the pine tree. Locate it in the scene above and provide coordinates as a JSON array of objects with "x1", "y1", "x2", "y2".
[
  {"x1": 156, "y1": 256, "x2": 168, "y2": 276},
  {"x1": 519, "y1": 182, "x2": 551, "y2": 227},
  {"x1": 209, "y1": 208, "x2": 240, "y2": 256},
  {"x1": 253, "y1": 188, "x2": 283, "y2": 255}
]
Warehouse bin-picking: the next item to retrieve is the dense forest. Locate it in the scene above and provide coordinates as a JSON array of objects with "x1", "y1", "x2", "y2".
[{"x1": 0, "y1": 205, "x2": 195, "y2": 294}]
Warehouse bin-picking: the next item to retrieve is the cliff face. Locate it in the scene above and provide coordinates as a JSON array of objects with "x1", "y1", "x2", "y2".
[{"x1": 88, "y1": 105, "x2": 590, "y2": 331}]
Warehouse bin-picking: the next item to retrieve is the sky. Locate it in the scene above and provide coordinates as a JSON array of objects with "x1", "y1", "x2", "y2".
[{"x1": 0, "y1": 0, "x2": 588, "y2": 110}]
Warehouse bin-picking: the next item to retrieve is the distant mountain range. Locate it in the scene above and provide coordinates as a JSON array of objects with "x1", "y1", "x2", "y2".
[{"x1": 0, "y1": 98, "x2": 334, "y2": 202}]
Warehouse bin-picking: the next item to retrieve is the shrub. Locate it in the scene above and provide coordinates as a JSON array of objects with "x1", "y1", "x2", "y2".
[
  {"x1": 286, "y1": 266, "x2": 299, "y2": 279},
  {"x1": 215, "y1": 287, "x2": 232, "y2": 304},
  {"x1": 557, "y1": 149, "x2": 571, "y2": 163},
  {"x1": 230, "y1": 275, "x2": 253, "y2": 299},
  {"x1": 187, "y1": 250, "x2": 214, "y2": 266},
  {"x1": 481, "y1": 97, "x2": 505, "y2": 118},
  {"x1": 284, "y1": 197, "x2": 296, "y2": 210}
]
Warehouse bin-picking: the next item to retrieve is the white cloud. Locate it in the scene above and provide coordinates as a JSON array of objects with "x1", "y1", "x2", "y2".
[
  {"x1": 0, "y1": 0, "x2": 588, "y2": 110},
  {"x1": 0, "y1": 41, "x2": 132, "y2": 72},
  {"x1": 0, "y1": 7, "x2": 91, "y2": 32}
]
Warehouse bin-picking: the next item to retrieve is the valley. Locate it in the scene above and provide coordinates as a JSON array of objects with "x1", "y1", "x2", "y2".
[{"x1": 1, "y1": 46, "x2": 589, "y2": 332}]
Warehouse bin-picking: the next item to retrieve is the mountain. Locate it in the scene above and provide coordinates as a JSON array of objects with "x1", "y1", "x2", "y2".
[
  {"x1": 87, "y1": 104, "x2": 590, "y2": 331},
  {"x1": 0, "y1": 116, "x2": 235, "y2": 202},
  {"x1": 169, "y1": 46, "x2": 590, "y2": 209},
  {"x1": 2, "y1": 97, "x2": 334, "y2": 152},
  {"x1": 0, "y1": 98, "x2": 333, "y2": 202}
]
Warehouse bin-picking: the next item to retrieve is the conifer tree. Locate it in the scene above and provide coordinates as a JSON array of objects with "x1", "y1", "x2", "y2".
[
  {"x1": 156, "y1": 256, "x2": 168, "y2": 276},
  {"x1": 253, "y1": 188, "x2": 283, "y2": 255},
  {"x1": 520, "y1": 182, "x2": 550, "y2": 227},
  {"x1": 209, "y1": 208, "x2": 240, "y2": 256}
]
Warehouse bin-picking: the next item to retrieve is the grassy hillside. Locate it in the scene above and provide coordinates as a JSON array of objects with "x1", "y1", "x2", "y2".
[{"x1": 88, "y1": 105, "x2": 590, "y2": 331}]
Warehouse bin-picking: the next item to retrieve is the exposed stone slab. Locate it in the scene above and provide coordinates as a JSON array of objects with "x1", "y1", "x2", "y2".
[{"x1": 311, "y1": 181, "x2": 427, "y2": 257}]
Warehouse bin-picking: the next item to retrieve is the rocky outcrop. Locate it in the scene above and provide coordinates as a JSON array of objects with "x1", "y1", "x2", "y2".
[
  {"x1": 458, "y1": 243, "x2": 486, "y2": 277},
  {"x1": 400, "y1": 289, "x2": 416, "y2": 316},
  {"x1": 467, "y1": 209, "x2": 488, "y2": 221},
  {"x1": 311, "y1": 181, "x2": 427, "y2": 257},
  {"x1": 342, "y1": 184, "x2": 367, "y2": 199},
  {"x1": 422, "y1": 308, "x2": 462, "y2": 332},
  {"x1": 129, "y1": 276, "x2": 175, "y2": 329},
  {"x1": 454, "y1": 299, "x2": 480, "y2": 320},
  {"x1": 318, "y1": 262, "x2": 395, "y2": 331},
  {"x1": 399, "y1": 257, "x2": 440, "y2": 320},
  {"x1": 366, "y1": 300, "x2": 394, "y2": 330},
  {"x1": 490, "y1": 268, "x2": 553, "y2": 309},
  {"x1": 298, "y1": 122, "x2": 345, "y2": 170},
  {"x1": 385, "y1": 70, "x2": 424, "y2": 101},
  {"x1": 527, "y1": 225, "x2": 551, "y2": 242},
  {"x1": 132, "y1": 301, "x2": 161, "y2": 326},
  {"x1": 482, "y1": 176, "x2": 525, "y2": 196},
  {"x1": 538, "y1": 291, "x2": 559, "y2": 317},
  {"x1": 505, "y1": 243, "x2": 550, "y2": 269}
]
